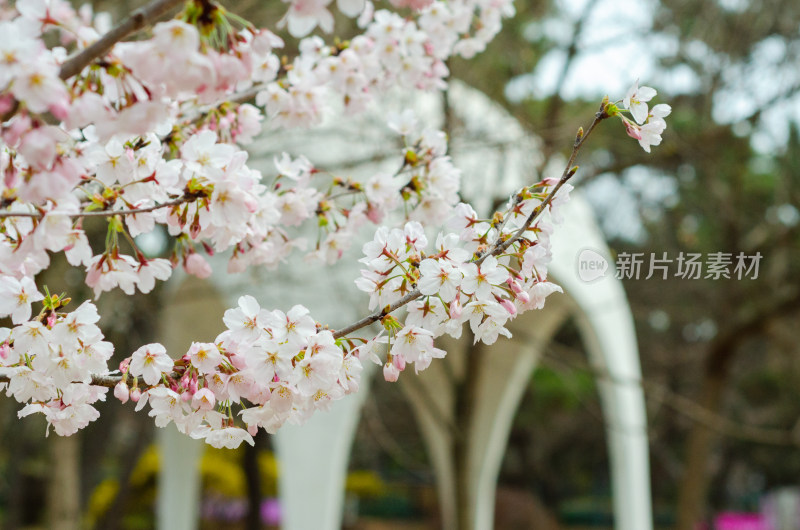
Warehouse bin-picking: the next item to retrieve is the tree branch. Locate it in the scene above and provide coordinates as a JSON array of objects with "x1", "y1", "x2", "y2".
[
  {"x1": 0, "y1": 102, "x2": 609, "y2": 389},
  {"x1": 541, "y1": 343, "x2": 800, "y2": 447},
  {"x1": 59, "y1": 0, "x2": 186, "y2": 81},
  {"x1": 0, "y1": 370, "x2": 120, "y2": 388},
  {"x1": 0, "y1": 197, "x2": 193, "y2": 219}
]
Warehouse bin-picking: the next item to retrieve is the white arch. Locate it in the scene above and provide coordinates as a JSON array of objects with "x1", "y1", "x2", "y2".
[
  {"x1": 549, "y1": 194, "x2": 653, "y2": 530},
  {"x1": 400, "y1": 193, "x2": 652, "y2": 530},
  {"x1": 155, "y1": 82, "x2": 652, "y2": 530}
]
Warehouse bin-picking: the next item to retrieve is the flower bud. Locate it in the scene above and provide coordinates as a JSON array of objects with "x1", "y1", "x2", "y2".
[
  {"x1": 449, "y1": 295, "x2": 462, "y2": 319},
  {"x1": 185, "y1": 253, "x2": 212, "y2": 279},
  {"x1": 499, "y1": 297, "x2": 517, "y2": 316},
  {"x1": 383, "y1": 362, "x2": 400, "y2": 382},
  {"x1": 114, "y1": 381, "x2": 130, "y2": 404},
  {"x1": 624, "y1": 120, "x2": 642, "y2": 140},
  {"x1": 391, "y1": 353, "x2": 406, "y2": 371},
  {"x1": 507, "y1": 278, "x2": 524, "y2": 295},
  {"x1": 130, "y1": 387, "x2": 142, "y2": 403},
  {"x1": 230, "y1": 353, "x2": 248, "y2": 370}
]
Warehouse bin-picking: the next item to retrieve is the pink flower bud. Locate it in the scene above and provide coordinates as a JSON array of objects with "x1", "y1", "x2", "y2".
[
  {"x1": 383, "y1": 362, "x2": 400, "y2": 382},
  {"x1": 48, "y1": 102, "x2": 69, "y2": 121},
  {"x1": 449, "y1": 296, "x2": 462, "y2": 319},
  {"x1": 114, "y1": 381, "x2": 130, "y2": 404},
  {"x1": 498, "y1": 297, "x2": 517, "y2": 316},
  {"x1": 391, "y1": 353, "x2": 406, "y2": 371},
  {"x1": 230, "y1": 354, "x2": 248, "y2": 370},
  {"x1": 507, "y1": 278, "x2": 524, "y2": 295},
  {"x1": 188, "y1": 378, "x2": 198, "y2": 394},
  {"x1": 0, "y1": 95, "x2": 15, "y2": 116},
  {"x1": 185, "y1": 253, "x2": 212, "y2": 279},
  {"x1": 130, "y1": 387, "x2": 142, "y2": 403},
  {"x1": 541, "y1": 177, "x2": 559, "y2": 187},
  {"x1": 366, "y1": 202, "x2": 384, "y2": 224},
  {"x1": 190, "y1": 216, "x2": 201, "y2": 239},
  {"x1": 624, "y1": 120, "x2": 642, "y2": 140},
  {"x1": 119, "y1": 358, "x2": 130, "y2": 373}
]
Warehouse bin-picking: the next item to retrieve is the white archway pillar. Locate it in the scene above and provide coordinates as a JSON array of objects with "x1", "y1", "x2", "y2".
[
  {"x1": 273, "y1": 362, "x2": 377, "y2": 530},
  {"x1": 468, "y1": 296, "x2": 572, "y2": 530},
  {"x1": 400, "y1": 296, "x2": 571, "y2": 530},
  {"x1": 549, "y1": 195, "x2": 653, "y2": 530},
  {"x1": 157, "y1": 277, "x2": 227, "y2": 530},
  {"x1": 157, "y1": 425, "x2": 205, "y2": 530}
]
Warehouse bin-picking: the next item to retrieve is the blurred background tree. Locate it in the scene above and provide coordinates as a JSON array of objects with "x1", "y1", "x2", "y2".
[{"x1": 446, "y1": 0, "x2": 800, "y2": 528}]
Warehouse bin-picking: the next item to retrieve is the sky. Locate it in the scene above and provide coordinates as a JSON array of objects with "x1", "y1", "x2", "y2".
[
  {"x1": 504, "y1": 0, "x2": 800, "y2": 151},
  {"x1": 501, "y1": 0, "x2": 800, "y2": 243}
]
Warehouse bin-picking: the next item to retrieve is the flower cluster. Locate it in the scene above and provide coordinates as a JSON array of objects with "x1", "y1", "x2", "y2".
[
  {"x1": 356, "y1": 183, "x2": 566, "y2": 381},
  {"x1": 0, "y1": 0, "x2": 668, "y2": 446},
  {"x1": 619, "y1": 81, "x2": 672, "y2": 153},
  {"x1": 0, "y1": 282, "x2": 113, "y2": 436},
  {"x1": 111, "y1": 296, "x2": 363, "y2": 448}
]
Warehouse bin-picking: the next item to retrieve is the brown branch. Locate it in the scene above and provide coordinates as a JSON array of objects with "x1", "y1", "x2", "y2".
[
  {"x1": 0, "y1": 0, "x2": 183, "y2": 122},
  {"x1": 482, "y1": 102, "x2": 606, "y2": 263},
  {"x1": 541, "y1": 343, "x2": 800, "y2": 447},
  {"x1": 705, "y1": 290, "x2": 800, "y2": 375},
  {"x1": 0, "y1": 197, "x2": 192, "y2": 219},
  {"x1": 59, "y1": 0, "x2": 186, "y2": 81},
  {"x1": 0, "y1": 372, "x2": 120, "y2": 388}
]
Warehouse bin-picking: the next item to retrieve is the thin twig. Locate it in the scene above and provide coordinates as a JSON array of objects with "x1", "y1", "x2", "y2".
[
  {"x1": 0, "y1": 197, "x2": 192, "y2": 219},
  {"x1": 0, "y1": 371, "x2": 120, "y2": 388},
  {"x1": 541, "y1": 342, "x2": 800, "y2": 447}
]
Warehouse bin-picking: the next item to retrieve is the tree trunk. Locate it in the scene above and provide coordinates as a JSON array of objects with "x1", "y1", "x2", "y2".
[
  {"x1": 48, "y1": 435, "x2": 82, "y2": 530},
  {"x1": 674, "y1": 370, "x2": 728, "y2": 530},
  {"x1": 454, "y1": 339, "x2": 484, "y2": 530},
  {"x1": 95, "y1": 420, "x2": 150, "y2": 530},
  {"x1": 672, "y1": 294, "x2": 800, "y2": 530},
  {"x1": 244, "y1": 433, "x2": 263, "y2": 530}
]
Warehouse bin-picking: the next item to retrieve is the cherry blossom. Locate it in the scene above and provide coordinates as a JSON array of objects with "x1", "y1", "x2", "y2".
[
  {"x1": 129, "y1": 343, "x2": 173, "y2": 386},
  {"x1": 623, "y1": 80, "x2": 658, "y2": 124},
  {"x1": 0, "y1": 0, "x2": 667, "y2": 447},
  {"x1": 0, "y1": 275, "x2": 44, "y2": 324}
]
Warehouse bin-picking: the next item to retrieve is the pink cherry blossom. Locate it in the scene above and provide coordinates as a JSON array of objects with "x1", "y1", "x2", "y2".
[
  {"x1": 129, "y1": 343, "x2": 173, "y2": 386},
  {"x1": 0, "y1": 275, "x2": 44, "y2": 324}
]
